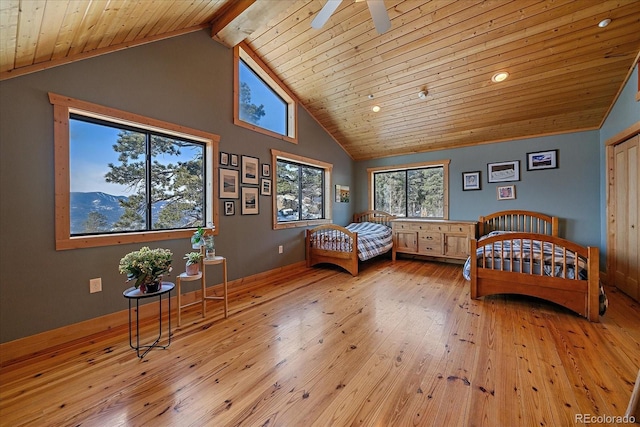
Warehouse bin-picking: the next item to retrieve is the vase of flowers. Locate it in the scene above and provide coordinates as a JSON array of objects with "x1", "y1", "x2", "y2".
[{"x1": 119, "y1": 247, "x2": 173, "y2": 293}]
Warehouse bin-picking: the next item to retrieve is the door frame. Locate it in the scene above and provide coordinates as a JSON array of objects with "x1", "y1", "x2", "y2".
[{"x1": 605, "y1": 122, "x2": 640, "y2": 285}]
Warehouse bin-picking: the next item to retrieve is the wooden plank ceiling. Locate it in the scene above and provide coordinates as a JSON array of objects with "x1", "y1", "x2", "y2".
[{"x1": 2, "y1": 0, "x2": 639, "y2": 160}]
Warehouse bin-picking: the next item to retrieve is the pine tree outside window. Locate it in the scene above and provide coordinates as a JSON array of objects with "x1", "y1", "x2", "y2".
[{"x1": 369, "y1": 160, "x2": 450, "y2": 219}]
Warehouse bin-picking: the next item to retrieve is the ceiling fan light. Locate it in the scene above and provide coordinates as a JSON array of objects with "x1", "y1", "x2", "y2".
[
  {"x1": 372, "y1": 105, "x2": 381, "y2": 112},
  {"x1": 491, "y1": 71, "x2": 509, "y2": 83}
]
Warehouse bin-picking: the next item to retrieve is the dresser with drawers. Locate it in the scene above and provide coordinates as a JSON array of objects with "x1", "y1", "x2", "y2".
[{"x1": 391, "y1": 219, "x2": 477, "y2": 262}]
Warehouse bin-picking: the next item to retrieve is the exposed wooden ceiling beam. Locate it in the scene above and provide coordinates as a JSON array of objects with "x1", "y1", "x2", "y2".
[{"x1": 210, "y1": 0, "x2": 296, "y2": 48}]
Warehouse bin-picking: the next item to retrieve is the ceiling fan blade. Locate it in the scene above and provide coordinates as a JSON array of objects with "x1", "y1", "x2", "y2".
[
  {"x1": 366, "y1": 0, "x2": 391, "y2": 34},
  {"x1": 311, "y1": 0, "x2": 343, "y2": 29}
]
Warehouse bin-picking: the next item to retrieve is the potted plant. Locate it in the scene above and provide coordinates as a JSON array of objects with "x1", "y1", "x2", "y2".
[
  {"x1": 191, "y1": 227, "x2": 206, "y2": 249},
  {"x1": 184, "y1": 251, "x2": 203, "y2": 276},
  {"x1": 118, "y1": 247, "x2": 173, "y2": 293}
]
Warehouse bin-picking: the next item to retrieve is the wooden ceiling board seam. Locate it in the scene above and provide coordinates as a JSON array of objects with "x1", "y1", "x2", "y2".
[
  {"x1": 13, "y1": 0, "x2": 46, "y2": 68},
  {"x1": 253, "y1": 0, "x2": 408, "y2": 64},
  {"x1": 50, "y1": 0, "x2": 87, "y2": 61},
  {"x1": 82, "y1": 0, "x2": 131, "y2": 52},
  {"x1": 275, "y1": 0, "x2": 551, "y2": 84},
  {"x1": 244, "y1": 0, "x2": 322, "y2": 48},
  {"x1": 156, "y1": 0, "x2": 206, "y2": 35},
  {"x1": 67, "y1": 0, "x2": 111, "y2": 56},
  {"x1": 94, "y1": 0, "x2": 145, "y2": 50},
  {"x1": 127, "y1": 0, "x2": 176, "y2": 41},
  {"x1": 302, "y1": 54, "x2": 634, "y2": 119},
  {"x1": 295, "y1": 31, "x2": 639, "y2": 115},
  {"x1": 0, "y1": 0, "x2": 20, "y2": 73},
  {"x1": 32, "y1": 0, "x2": 69, "y2": 64},
  {"x1": 118, "y1": 0, "x2": 164, "y2": 43},
  {"x1": 144, "y1": 1, "x2": 199, "y2": 37},
  {"x1": 272, "y1": 2, "x2": 482, "y2": 84},
  {"x1": 279, "y1": 0, "x2": 615, "y2": 93}
]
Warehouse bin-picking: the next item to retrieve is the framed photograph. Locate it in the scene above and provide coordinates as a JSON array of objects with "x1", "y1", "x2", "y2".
[
  {"x1": 219, "y1": 168, "x2": 239, "y2": 199},
  {"x1": 497, "y1": 185, "x2": 516, "y2": 200},
  {"x1": 335, "y1": 185, "x2": 350, "y2": 203},
  {"x1": 527, "y1": 149, "x2": 558, "y2": 171},
  {"x1": 230, "y1": 154, "x2": 239, "y2": 167},
  {"x1": 220, "y1": 152, "x2": 229, "y2": 166},
  {"x1": 241, "y1": 155, "x2": 260, "y2": 185},
  {"x1": 241, "y1": 187, "x2": 259, "y2": 215},
  {"x1": 261, "y1": 179, "x2": 272, "y2": 196},
  {"x1": 224, "y1": 201, "x2": 235, "y2": 216},
  {"x1": 262, "y1": 163, "x2": 271, "y2": 177},
  {"x1": 462, "y1": 171, "x2": 481, "y2": 191},
  {"x1": 488, "y1": 160, "x2": 520, "y2": 183}
]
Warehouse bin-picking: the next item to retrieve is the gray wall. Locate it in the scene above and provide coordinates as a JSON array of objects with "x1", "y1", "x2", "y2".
[{"x1": 0, "y1": 30, "x2": 353, "y2": 343}]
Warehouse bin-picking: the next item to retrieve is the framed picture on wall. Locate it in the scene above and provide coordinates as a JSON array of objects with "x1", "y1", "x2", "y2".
[
  {"x1": 462, "y1": 171, "x2": 481, "y2": 191},
  {"x1": 219, "y1": 168, "x2": 239, "y2": 199},
  {"x1": 335, "y1": 185, "x2": 350, "y2": 202},
  {"x1": 497, "y1": 185, "x2": 516, "y2": 200},
  {"x1": 488, "y1": 160, "x2": 520, "y2": 183},
  {"x1": 261, "y1": 179, "x2": 271, "y2": 196},
  {"x1": 526, "y1": 150, "x2": 558, "y2": 170},
  {"x1": 241, "y1": 155, "x2": 260, "y2": 185},
  {"x1": 224, "y1": 201, "x2": 235, "y2": 216},
  {"x1": 230, "y1": 154, "x2": 239, "y2": 167},
  {"x1": 241, "y1": 187, "x2": 259, "y2": 215},
  {"x1": 262, "y1": 163, "x2": 271, "y2": 177},
  {"x1": 220, "y1": 152, "x2": 229, "y2": 166}
]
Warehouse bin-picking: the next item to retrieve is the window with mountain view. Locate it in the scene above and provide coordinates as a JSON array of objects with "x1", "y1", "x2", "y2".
[
  {"x1": 272, "y1": 149, "x2": 331, "y2": 228},
  {"x1": 370, "y1": 160, "x2": 450, "y2": 219},
  {"x1": 70, "y1": 116, "x2": 206, "y2": 235},
  {"x1": 234, "y1": 43, "x2": 297, "y2": 143},
  {"x1": 50, "y1": 93, "x2": 218, "y2": 250}
]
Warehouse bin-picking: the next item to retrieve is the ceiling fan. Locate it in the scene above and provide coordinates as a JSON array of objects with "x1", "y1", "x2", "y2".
[{"x1": 311, "y1": 0, "x2": 391, "y2": 34}]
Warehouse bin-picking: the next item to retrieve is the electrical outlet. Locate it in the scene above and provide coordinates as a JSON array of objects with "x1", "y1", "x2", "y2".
[
  {"x1": 90, "y1": 278, "x2": 102, "y2": 293},
  {"x1": 278, "y1": 245, "x2": 283, "y2": 254}
]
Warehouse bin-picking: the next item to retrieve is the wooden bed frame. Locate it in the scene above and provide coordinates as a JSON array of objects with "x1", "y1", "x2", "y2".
[
  {"x1": 470, "y1": 210, "x2": 600, "y2": 322},
  {"x1": 305, "y1": 210, "x2": 396, "y2": 276}
]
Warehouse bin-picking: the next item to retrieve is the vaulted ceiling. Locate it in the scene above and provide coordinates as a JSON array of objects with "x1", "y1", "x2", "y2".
[{"x1": 2, "y1": 0, "x2": 639, "y2": 160}]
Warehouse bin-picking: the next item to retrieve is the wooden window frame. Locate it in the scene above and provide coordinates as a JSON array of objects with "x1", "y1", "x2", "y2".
[
  {"x1": 49, "y1": 93, "x2": 219, "y2": 250},
  {"x1": 367, "y1": 159, "x2": 450, "y2": 219},
  {"x1": 234, "y1": 42, "x2": 298, "y2": 143},
  {"x1": 271, "y1": 149, "x2": 331, "y2": 230}
]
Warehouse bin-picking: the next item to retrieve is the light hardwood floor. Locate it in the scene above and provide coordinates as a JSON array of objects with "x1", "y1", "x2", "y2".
[{"x1": 1, "y1": 259, "x2": 639, "y2": 426}]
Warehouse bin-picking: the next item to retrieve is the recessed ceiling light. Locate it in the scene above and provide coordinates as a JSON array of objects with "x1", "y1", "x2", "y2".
[
  {"x1": 372, "y1": 105, "x2": 381, "y2": 113},
  {"x1": 598, "y1": 18, "x2": 612, "y2": 28},
  {"x1": 418, "y1": 90, "x2": 428, "y2": 100},
  {"x1": 491, "y1": 71, "x2": 509, "y2": 83}
]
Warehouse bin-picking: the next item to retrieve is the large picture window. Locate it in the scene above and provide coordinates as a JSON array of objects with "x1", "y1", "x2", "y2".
[
  {"x1": 272, "y1": 149, "x2": 331, "y2": 229},
  {"x1": 50, "y1": 93, "x2": 219, "y2": 250},
  {"x1": 234, "y1": 42, "x2": 297, "y2": 143},
  {"x1": 69, "y1": 116, "x2": 206, "y2": 235},
  {"x1": 370, "y1": 160, "x2": 450, "y2": 219}
]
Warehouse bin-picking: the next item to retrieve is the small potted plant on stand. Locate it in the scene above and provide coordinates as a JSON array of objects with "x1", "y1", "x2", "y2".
[
  {"x1": 191, "y1": 227, "x2": 206, "y2": 249},
  {"x1": 119, "y1": 247, "x2": 173, "y2": 293},
  {"x1": 184, "y1": 251, "x2": 203, "y2": 276}
]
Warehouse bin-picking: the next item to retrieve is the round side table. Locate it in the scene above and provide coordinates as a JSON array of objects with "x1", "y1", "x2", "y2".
[{"x1": 123, "y1": 282, "x2": 174, "y2": 358}]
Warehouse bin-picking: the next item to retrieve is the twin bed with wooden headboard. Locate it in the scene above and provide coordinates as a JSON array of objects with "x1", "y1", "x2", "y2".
[
  {"x1": 306, "y1": 208, "x2": 606, "y2": 321},
  {"x1": 464, "y1": 209, "x2": 606, "y2": 322},
  {"x1": 305, "y1": 210, "x2": 396, "y2": 276}
]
